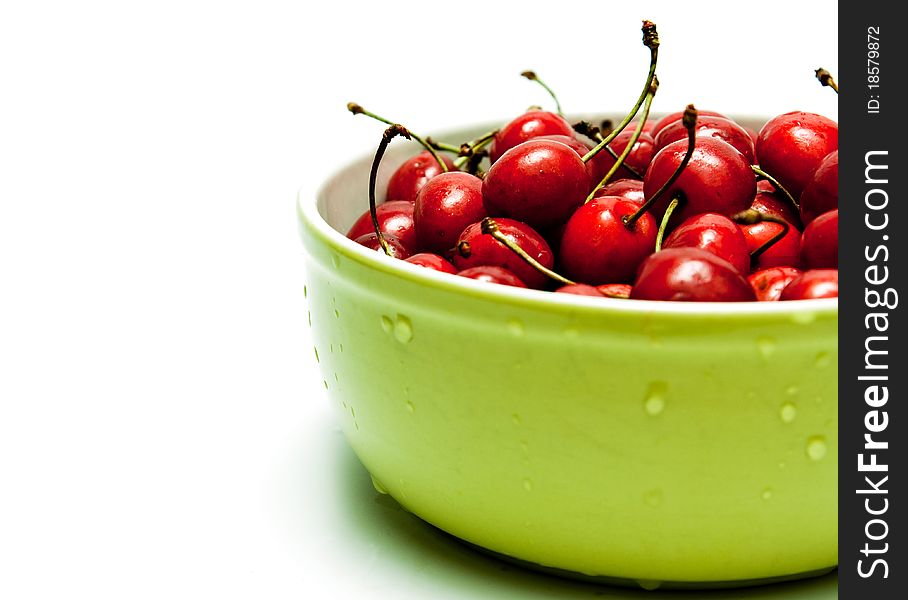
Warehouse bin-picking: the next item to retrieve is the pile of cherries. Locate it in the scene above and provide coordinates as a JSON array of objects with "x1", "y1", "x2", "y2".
[{"x1": 345, "y1": 21, "x2": 839, "y2": 302}]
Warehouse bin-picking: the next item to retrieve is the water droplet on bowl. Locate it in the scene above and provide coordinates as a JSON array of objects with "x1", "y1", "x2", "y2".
[
  {"x1": 307, "y1": 312, "x2": 312, "y2": 327},
  {"x1": 762, "y1": 487, "x2": 773, "y2": 500},
  {"x1": 785, "y1": 385, "x2": 799, "y2": 396},
  {"x1": 563, "y1": 326, "x2": 579, "y2": 338},
  {"x1": 506, "y1": 318, "x2": 524, "y2": 336},
  {"x1": 313, "y1": 347, "x2": 319, "y2": 363},
  {"x1": 644, "y1": 382, "x2": 668, "y2": 416},
  {"x1": 806, "y1": 436, "x2": 828, "y2": 460},
  {"x1": 394, "y1": 315, "x2": 413, "y2": 343},
  {"x1": 303, "y1": 285, "x2": 307, "y2": 298},
  {"x1": 815, "y1": 352, "x2": 831, "y2": 369},
  {"x1": 405, "y1": 400, "x2": 414, "y2": 413},
  {"x1": 334, "y1": 309, "x2": 340, "y2": 318},
  {"x1": 644, "y1": 489, "x2": 663, "y2": 507},
  {"x1": 511, "y1": 414, "x2": 522, "y2": 425},
  {"x1": 331, "y1": 254, "x2": 340, "y2": 269},
  {"x1": 338, "y1": 343, "x2": 344, "y2": 352},
  {"x1": 370, "y1": 475, "x2": 389, "y2": 494},
  {"x1": 756, "y1": 336, "x2": 776, "y2": 359},
  {"x1": 323, "y1": 380, "x2": 329, "y2": 390},
  {"x1": 334, "y1": 372, "x2": 339, "y2": 382},
  {"x1": 523, "y1": 478, "x2": 533, "y2": 492},
  {"x1": 380, "y1": 315, "x2": 393, "y2": 333},
  {"x1": 780, "y1": 402, "x2": 797, "y2": 423}
]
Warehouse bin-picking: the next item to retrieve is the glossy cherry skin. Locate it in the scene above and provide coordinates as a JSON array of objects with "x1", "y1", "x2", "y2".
[
  {"x1": 594, "y1": 179, "x2": 645, "y2": 205},
  {"x1": 536, "y1": 134, "x2": 598, "y2": 184},
  {"x1": 739, "y1": 220, "x2": 801, "y2": 270},
  {"x1": 453, "y1": 218, "x2": 553, "y2": 289},
  {"x1": 347, "y1": 200, "x2": 417, "y2": 253},
  {"x1": 779, "y1": 269, "x2": 838, "y2": 300},
  {"x1": 489, "y1": 110, "x2": 574, "y2": 163},
  {"x1": 587, "y1": 130, "x2": 656, "y2": 184},
  {"x1": 662, "y1": 213, "x2": 751, "y2": 275},
  {"x1": 649, "y1": 109, "x2": 726, "y2": 138},
  {"x1": 800, "y1": 209, "x2": 838, "y2": 269},
  {"x1": 748, "y1": 266, "x2": 802, "y2": 301},
  {"x1": 456, "y1": 265, "x2": 527, "y2": 288},
  {"x1": 631, "y1": 247, "x2": 756, "y2": 302},
  {"x1": 654, "y1": 115, "x2": 755, "y2": 164},
  {"x1": 750, "y1": 189, "x2": 801, "y2": 230},
  {"x1": 559, "y1": 196, "x2": 657, "y2": 284},
  {"x1": 386, "y1": 151, "x2": 456, "y2": 203},
  {"x1": 800, "y1": 151, "x2": 838, "y2": 225},
  {"x1": 404, "y1": 253, "x2": 458, "y2": 274},
  {"x1": 643, "y1": 137, "x2": 756, "y2": 224},
  {"x1": 352, "y1": 233, "x2": 412, "y2": 259},
  {"x1": 756, "y1": 112, "x2": 838, "y2": 199},
  {"x1": 482, "y1": 139, "x2": 591, "y2": 230},
  {"x1": 413, "y1": 171, "x2": 486, "y2": 254}
]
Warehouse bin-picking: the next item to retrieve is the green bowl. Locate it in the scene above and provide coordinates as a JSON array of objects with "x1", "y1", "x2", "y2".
[{"x1": 297, "y1": 118, "x2": 838, "y2": 590}]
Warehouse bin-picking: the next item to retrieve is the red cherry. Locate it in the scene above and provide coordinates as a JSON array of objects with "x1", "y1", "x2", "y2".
[
  {"x1": 404, "y1": 253, "x2": 458, "y2": 274},
  {"x1": 650, "y1": 109, "x2": 725, "y2": 138},
  {"x1": 413, "y1": 171, "x2": 486, "y2": 253},
  {"x1": 352, "y1": 233, "x2": 412, "y2": 259},
  {"x1": 744, "y1": 125, "x2": 759, "y2": 147},
  {"x1": 483, "y1": 139, "x2": 591, "y2": 230},
  {"x1": 780, "y1": 269, "x2": 838, "y2": 300},
  {"x1": 799, "y1": 151, "x2": 838, "y2": 226},
  {"x1": 756, "y1": 112, "x2": 838, "y2": 199},
  {"x1": 453, "y1": 218, "x2": 554, "y2": 289},
  {"x1": 386, "y1": 151, "x2": 456, "y2": 203},
  {"x1": 585, "y1": 130, "x2": 655, "y2": 185},
  {"x1": 662, "y1": 213, "x2": 751, "y2": 275},
  {"x1": 559, "y1": 196, "x2": 657, "y2": 284},
  {"x1": 631, "y1": 247, "x2": 756, "y2": 301},
  {"x1": 457, "y1": 265, "x2": 527, "y2": 288},
  {"x1": 748, "y1": 266, "x2": 802, "y2": 301},
  {"x1": 739, "y1": 220, "x2": 801, "y2": 270},
  {"x1": 535, "y1": 134, "x2": 599, "y2": 184},
  {"x1": 347, "y1": 200, "x2": 417, "y2": 252},
  {"x1": 594, "y1": 179, "x2": 645, "y2": 205},
  {"x1": 800, "y1": 209, "x2": 838, "y2": 269},
  {"x1": 643, "y1": 137, "x2": 756, "y2": 223},
  {"x1": 750, "y1": 189, "x2": 801, "y2": 229},
  {"x1": 654, "y1": 115, "x2": 755, "y2": 164},
  {"x1": 489, "y1": 110, "x2": 574, "y2": 163}
]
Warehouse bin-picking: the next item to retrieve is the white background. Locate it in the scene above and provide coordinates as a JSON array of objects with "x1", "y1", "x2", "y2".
[{"x1": 0, "y1": 1, "x2": 837, "y2": 598}]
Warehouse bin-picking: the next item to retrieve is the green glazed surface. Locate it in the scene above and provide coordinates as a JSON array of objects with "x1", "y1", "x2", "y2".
[{"x1": 298, "y1": 119, "x2": 838, "y2": 588}]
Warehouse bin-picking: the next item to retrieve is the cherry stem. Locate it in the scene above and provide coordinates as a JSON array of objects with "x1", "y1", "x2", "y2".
[
  {"x1": 347, "y1": 102, "x2": 448, "y2": 172},
  {"x1": 582, "y1": 20, "x2": 659, "y2": 164},
  {"x1": 751, "y1": 165, "x2": 799, "y2": 210},
  {"x1": 573, "y1": 121, "x2": 644, "y2": 179},
  {"x1": 733, "y1": 209, "x2": 791, "y2": 261},
  {"x1": 654, "y1": 195, "x2": 682, "y2": 252},
  {"x1": 452, "y1": 130, "x2": 498, "y2": 170},
  {"x1": 585, "y1": 79, "x2": 658, "y2": 201},
  {"x1": 814, "y1": 68, "x2": 839, "y2": 94},
  {"x1": 521, "y1": 70, "x2": 564, "y2": 116},
  {"x1": 623, "y1": 104, "x2": 698, "y2": 229},
  {"x1": 369, "y1": 124, "x2": 411, "y2": 256},
  {"x1": 480, "y1": 217, "x2": 575, "y2": 286}
]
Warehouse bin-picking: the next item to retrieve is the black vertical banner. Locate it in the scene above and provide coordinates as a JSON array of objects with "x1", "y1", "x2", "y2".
[{"x1": 839, "y1": 1, "x2": 905, "y2": 598}]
